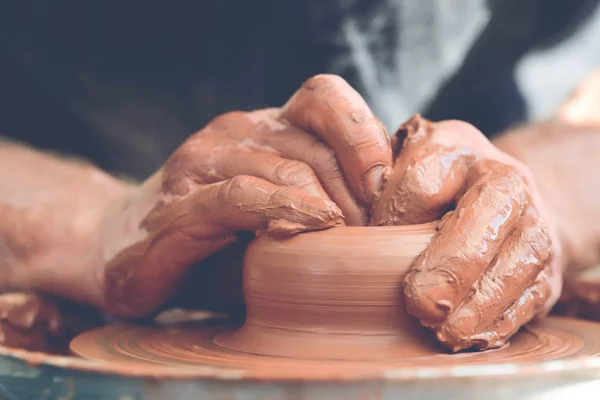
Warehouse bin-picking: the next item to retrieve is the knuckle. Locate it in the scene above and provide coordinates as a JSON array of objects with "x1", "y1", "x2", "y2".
[
  {"x1": 523, "y1": 218, "x2": 553, "y2": 264},
  {"x1": 348, "y1": 108, "x2": 369, "y2": 125},
  {"x1": 347, "y1": 121, "x2": 385, "y2": 149},
  {"x1": 163, "y1": 144, "x2": 204, "y2": 195},
  {"x1": 435, "y1": 120, "x2": 486, "y2": 141},
  {"x1": 475, "y1": 166, "x2": 528, "y2": 204},
  {"x1": 402, "y1": 162, "x2": 447, "y2": 207},
  {"x1": 219, "y1": 175, "x2": 259, "y2": 204},
  {"x1": 404, "y1": 168, "x2": 436, "y2": 199},
  {"x1": 302, "y1": 74, "x2": 347, "y2": 91},
  {"x1": 171, "y1": 142, "x2": 199, "y2": 167},
  {"x1": 430, "y1": 120, "x2": 493, "y2": 156},
  {"x1": 497, "y1": 170, "x2": 527, "y2": 195},
  {"x1": 227, "y1": 175, "x2": 255, "y2": 192},
  {"x1": 476, "y1": 162, "x2": 534, "y2": 200},
  {"x1": 209, "y1": 111, "x2": 249, "y2": 128},
  {"x1": 499, "y1": 165, "x2": 527, "y2": 186},
  {"x1": 207, "y1": 111, "x2": 256, "y2": 140}
]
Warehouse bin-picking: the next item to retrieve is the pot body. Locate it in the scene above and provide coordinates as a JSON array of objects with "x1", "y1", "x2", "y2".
[{"x1": 215, "y1": 224, "x2": 437, "y2": 359}]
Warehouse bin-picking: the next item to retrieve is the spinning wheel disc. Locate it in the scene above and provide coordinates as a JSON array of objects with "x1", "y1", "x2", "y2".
[{"x1": 70, "y1": 316, "x2": 600, "y2": 381}]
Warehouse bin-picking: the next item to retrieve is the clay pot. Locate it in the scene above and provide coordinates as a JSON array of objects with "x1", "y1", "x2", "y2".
[{"x1": 214, "y1": 223, "x2": 441, "y2": 360}]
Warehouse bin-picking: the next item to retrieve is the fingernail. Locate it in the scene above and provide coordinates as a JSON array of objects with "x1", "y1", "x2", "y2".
[{"x1": 363, "y1": 165, "x2": 384, "y2": 202}]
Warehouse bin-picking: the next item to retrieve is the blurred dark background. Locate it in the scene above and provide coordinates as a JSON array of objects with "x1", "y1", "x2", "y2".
[{"x1": 1, "y1": 0, "x2": 599, "y2": 180}]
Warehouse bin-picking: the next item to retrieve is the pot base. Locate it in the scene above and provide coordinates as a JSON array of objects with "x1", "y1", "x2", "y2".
[{"x1": 70, "y1": 316, "x2": 600, "y2": 381}]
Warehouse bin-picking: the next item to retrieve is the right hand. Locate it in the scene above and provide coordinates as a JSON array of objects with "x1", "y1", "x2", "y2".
[{"x1": 100, "y1": 74, "x2": 393, "y2": 318}]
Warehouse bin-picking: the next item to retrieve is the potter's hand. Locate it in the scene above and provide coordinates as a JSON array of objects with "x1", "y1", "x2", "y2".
[
  {"x1": 0, "y1": 292, "x2": 62, "y2": 352},
  {"x1": 102, "y1": 74, "x2": 392, "y2": 317},
  {"x1": 0, "y1": 292, "x2": 102, "y2": 353},
  {"x1": 371, "y1": 115, "x2": 562, "y2": 351}
]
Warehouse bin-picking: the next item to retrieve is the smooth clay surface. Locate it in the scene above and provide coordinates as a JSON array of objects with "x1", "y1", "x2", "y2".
[
  {"x1": 70, "y1": 316, "x2": 600, "y2": 380},
  {"x1": 213, "y1": 223, "x2": 442, "y2": 360},
  {"x1": 70, "y1": 224, "x2": 600, "y2": 377}
]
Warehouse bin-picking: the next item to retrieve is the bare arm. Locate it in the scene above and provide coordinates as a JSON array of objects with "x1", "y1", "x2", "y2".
[
  {"x1": 0, "y1": 139, "x2": 135, "y2": 306},
  {"x1": 493, "y1": 121, "x2": 600, "y2": 273},
  {"x1": 494, "y1": 69, "x2": 600, "y2": 274}
]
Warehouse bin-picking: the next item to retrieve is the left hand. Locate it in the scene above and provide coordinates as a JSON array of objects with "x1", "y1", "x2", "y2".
[
  {"x1": 98, "y1": 74, "x2": 393, "y2": 318},
  {"x1": 0, "y1": 292, "x2": 63, "y2": 352},
  {"x1": 0, "y1": 292, "x2": 102, "y2": 353},
  {"x1": 371, "y1": 115, "x2": 563, "y2": 352}
]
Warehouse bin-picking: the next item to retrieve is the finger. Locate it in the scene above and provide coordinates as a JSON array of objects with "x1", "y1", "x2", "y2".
[
  {"x1": 269, "y1": 137, "x2": 366, "y2": 225},
  {"x1": 166, "y1": 111, "x2": 366, "y2": 225},
  {"x1": 243, "y1": 111, "x2": 366, "y2": 225},
  {"x1": 198, "y1": 175, "x2": 344, "y2": 236},
  {"x1": 109, "y1": 176, "x2": 343, "y2": 318},
  {"x1": 404, "y1": 164, "x2": 527, "y2": 325},
  {"x1": 434, "y1": 207, "x2": 552, "y2": 351},
  {"x1": 205, "y1": 146, "x2": 330, "y2": 200},
  {"x1": 147, "y1": 175, "x2": 344, "y2": 239},
  {"x1": 104, "y1": 234, "x2": 236, "y2": 319},
  {"x1": 371, "y1": 115, "x2": 472, "y2": 225},
  {"x1": 281, "y1": 74, "x2": 392, "y2": 204},
  {"x1": 474, "y1": 275, "x2": 552, "y2": 351}
]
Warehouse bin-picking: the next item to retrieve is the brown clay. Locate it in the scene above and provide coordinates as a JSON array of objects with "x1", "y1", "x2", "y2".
[
  {"x1": 0, "y1": 74, "x2": 392, "y2": 327},
  {"x1": 69, "y1": 317, "x2": 600, "y2": 380},
  {"x1": 370, "y1": 115, "x2": 561, "y2": 351},
  {"x1": 214, "y1": 223, "x2": 437, "y2": 360},
  {"x1": 69, "y1": 225, "x2": 600, "y2": 375}
]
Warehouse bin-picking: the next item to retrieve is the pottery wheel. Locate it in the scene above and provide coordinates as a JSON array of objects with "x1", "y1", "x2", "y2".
[{"x1": 70, "y1": 316, "x2": 600, "y2": 381}]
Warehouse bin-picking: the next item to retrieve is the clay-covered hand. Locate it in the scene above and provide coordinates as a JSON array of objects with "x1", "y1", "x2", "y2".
[
  {"x1": 0, "y1": 292, "x2": 103, "y2": 353},
  {"x1": 0, "y1": 292, "x2": 62, "y2": 352},
  {"x1": 102, "y1": 75, "x2": 392, "y2": 318},
  {"x1": 371, "y1": 115, "x2": 563, "y2": 351}
]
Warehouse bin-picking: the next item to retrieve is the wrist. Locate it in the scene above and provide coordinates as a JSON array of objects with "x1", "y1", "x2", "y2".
[
  {"x1": 93, "y1": 170, "x2": 169, "y2": 313},
  {"x1": 493, "y1": 121, "x2": 600, "y2": 271}
]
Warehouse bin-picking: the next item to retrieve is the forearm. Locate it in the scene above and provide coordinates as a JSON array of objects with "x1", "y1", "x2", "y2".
[
  {"x1": 0, "y1": 140, "x2": 135, "y2": 305},
  {"x1": 493, "y1": 120, "x2": 600, "y2": 271}
]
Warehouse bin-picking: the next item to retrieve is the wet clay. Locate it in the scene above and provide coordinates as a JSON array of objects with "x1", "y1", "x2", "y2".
[
  {"x1": 69, "y1": 220, "x2": 600, "y2": 375},
  {"x1": 370, "y1": 115, "x2": 558, "y2": 352},
  {"x1": 214, "y1": 224, "x2": 437, "y2": 360},
  {"x1": 70, "y1": 316, "x2": 600, "y2": 380}
]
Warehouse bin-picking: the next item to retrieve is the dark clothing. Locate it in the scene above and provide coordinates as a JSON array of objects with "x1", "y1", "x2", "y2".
[{"x1": 0, "y1": 0, "x2": 598, "y2": 179}]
